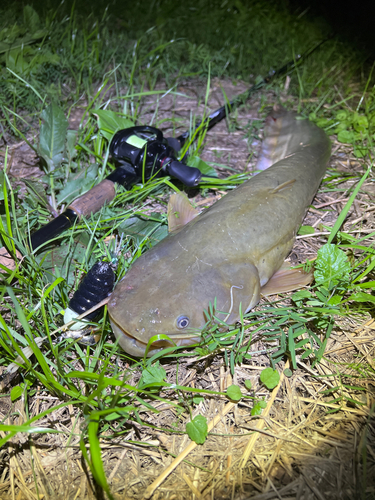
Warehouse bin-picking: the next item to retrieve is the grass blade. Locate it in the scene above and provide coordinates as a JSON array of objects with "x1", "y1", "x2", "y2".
[{"x1": 327, "y1": 165, "x2": 372, "y2": 244}]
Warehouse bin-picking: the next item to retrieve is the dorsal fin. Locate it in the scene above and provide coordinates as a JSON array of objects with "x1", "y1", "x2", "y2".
[
  {"x1": 167, "y1": 193, "x2": 199, "y2": 232},
  {"x1": 261, "y1": 263, "x2": 313, "y2": 297},
  {"x1": 255, "y1": 105, "x2": 297, "y2": 171}
]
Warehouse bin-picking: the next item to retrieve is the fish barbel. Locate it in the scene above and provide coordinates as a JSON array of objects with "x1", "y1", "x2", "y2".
[{"x1": 108, "y1": 105, "x2": 331, "y2": 357}]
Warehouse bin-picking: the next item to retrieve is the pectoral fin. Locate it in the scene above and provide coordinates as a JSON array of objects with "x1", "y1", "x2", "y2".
[
  {"x1": 167, "y1": 192, "x2": 199, "y2": 232},
  {"x1": 260, "y1": 264, "x2": 313, "y2": 297}
]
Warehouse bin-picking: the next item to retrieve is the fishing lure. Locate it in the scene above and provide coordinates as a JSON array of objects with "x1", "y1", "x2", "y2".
[{"x1": 64, "y1": 261, "x2": 115, "y2": 329}]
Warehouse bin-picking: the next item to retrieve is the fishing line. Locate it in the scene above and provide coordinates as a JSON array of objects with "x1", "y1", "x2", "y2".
[{"x1": 223, "y1": 285, "x2": 244, "y2": 323}]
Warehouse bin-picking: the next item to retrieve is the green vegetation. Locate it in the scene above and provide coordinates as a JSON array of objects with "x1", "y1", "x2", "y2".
[{"x1": 0, "y1": 1, "x2": 374, "y2": 497}]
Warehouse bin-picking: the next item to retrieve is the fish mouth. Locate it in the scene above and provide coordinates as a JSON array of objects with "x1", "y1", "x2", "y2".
[{"x1": 110, "y1": 319, "x2": 201, "y2": 357}]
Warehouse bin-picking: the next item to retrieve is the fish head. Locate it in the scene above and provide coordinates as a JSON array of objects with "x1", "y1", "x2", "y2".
[{"x1": 108, "y1": 252, "x2": 261, "y2": 357}]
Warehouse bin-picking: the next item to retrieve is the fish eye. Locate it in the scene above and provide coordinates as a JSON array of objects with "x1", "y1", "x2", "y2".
[{"x1": 176, "y1": 316, "x2": 189, "y2": 329}]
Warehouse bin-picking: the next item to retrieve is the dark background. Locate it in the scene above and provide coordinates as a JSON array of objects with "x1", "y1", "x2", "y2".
[
  {"x1": 4, "y1": 0, "x2": 375, "y2": 52},
  {"x1": 292, "y1": 0, "x2": 375, "y2": 51}
]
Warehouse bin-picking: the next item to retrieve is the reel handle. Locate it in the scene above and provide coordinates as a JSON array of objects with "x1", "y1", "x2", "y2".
[{"x1": 167, "y1": 160, "x2": 201, "y2": 187}]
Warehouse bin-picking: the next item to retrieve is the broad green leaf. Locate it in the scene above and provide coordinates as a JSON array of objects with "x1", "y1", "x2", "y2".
[
  {"x1": 39, "y1": 104, "x2": 68, "y2": 172},
  {"x1": 314, "y1": 244, "x2": 351, "y2": 287},
  {"x1": 260, "y1": 367, "x2": 280, "y2": 390},
  {"x1": 139, "y1": 362, "x2": 166, "y2": 388},
  {"x1": 334, "y1": 122, "x2": 349, "y2": 133},
  {"x1": 151, "y1": 225, "x2": 169, "y2": 244},
  {"x1": 347, "y1": 291, "x2": 375, "y2": 304},
  {"x1": 193, "y1": 396, "x2": 204, "y2": 405},
  {"x1": 93, "y1": 109, "x2": 134, "y2": 141},
  {"x1": 186, "y1": 414, "x2": 208, "y2": 444},
  {"x1": 292, "y1": 290, "x2": 312, "y2": 305},
  {"x1": 316, "y1": 118, "x2": 333, "y2": 128},
  {"x1": 251, "y1": 400, "x2": 267, "y2": 416},
  {"x1": 66, "y1": 129, "x2": 78, "y2": 161},
  {"x1": 23, "y1": 179, "x2": 49, "y2": 207},
  {"x1": 337, "y1": 129, "x2": 355, "y2": 144},
  {"x1": 23, "y1": 5, "x2": 40, "y2": 32},
  {"x1": 298, "y1": 225, "x2": 315, "y2": 235},
  {"x1": 353, "y1": 115, "x2": 368, "y2": 132},
  {"x1": 118, "y1": 214, "x2": 168, "y2": 247},
  {"x1": 353, "y1": 147, "x2": 368, "y2": 158},
  {"x1": 37, "y1": 232, "x2": 95, "y2": 286},
  {"x1": 0, "y1": 31, "x2": 48, "y2": 54},
  {"x1": 226, "y1": 384, "x2": 242, "y2": 402},
  {"x1": 11, "y1": 385, "x2": 23, "y2": 402},
  {"x1": 327, "y1": 294, "x2": 343, "y2": 305},
  {"x1": 284, "y1": 368, "x2": 293, "y2": 377},
  {"x1": 56, "y1": 163, "x2": 98, "y2": 205},
  {"x1": 335, "y1": 110, "x2": 348, "y2": 121},
  {"x1": 244, "y1": 380, "x2": 252, "y2": 390}
]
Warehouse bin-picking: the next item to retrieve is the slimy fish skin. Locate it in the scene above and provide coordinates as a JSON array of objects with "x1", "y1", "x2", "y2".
[{"x1": 108, "y1": 106, "x2": 331, "y2": 357}]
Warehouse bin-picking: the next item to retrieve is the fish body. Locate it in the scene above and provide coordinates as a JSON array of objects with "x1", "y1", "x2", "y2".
[{"x1": 108, "y1": 106, "x2": 331, "y2": 357}]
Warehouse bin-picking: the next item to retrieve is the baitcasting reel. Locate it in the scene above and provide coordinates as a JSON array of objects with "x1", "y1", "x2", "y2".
[{"x1": 109, "y1": 125, "x2": 202, "y2": 188}]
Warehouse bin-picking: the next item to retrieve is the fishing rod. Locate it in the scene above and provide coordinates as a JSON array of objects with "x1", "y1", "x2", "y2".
[
  {"x1": 28, "y1": 37, "x2": 330, "y2": 252},
  {"x1": 177, "y1": 36, "x2": 331, "y2": 145},
  {"x1": 0, "y1": 37, "x2": 332, "y2": 379},
  {"x1": 29, "y1": 125, "x2": 202, "y2": 250},
  {"x1": 2, "y1": 37, "x2": 330, "y2": 257}
]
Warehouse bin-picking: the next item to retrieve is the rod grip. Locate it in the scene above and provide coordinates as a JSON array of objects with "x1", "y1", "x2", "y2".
[
  {"x1": 68, "y1": 179, "x2": 116, "y2": 217},
  {"x1": 30, "y1": 210, "x2": 77, "y2": 250}
]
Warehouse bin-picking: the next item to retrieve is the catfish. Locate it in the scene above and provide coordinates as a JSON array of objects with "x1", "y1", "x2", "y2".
[{"x1": 108, "y1": 105, "x2": 331, "y2": 357}]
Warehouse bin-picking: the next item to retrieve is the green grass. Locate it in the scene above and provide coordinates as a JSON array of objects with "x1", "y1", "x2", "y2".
[
  {"x1": 0, "y1": 1, "x2": 365, "y2": 121},
  {"x1": 0, "y1": 1, "x2": 374, "y2": 497}
]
